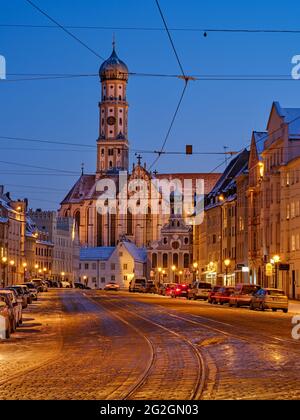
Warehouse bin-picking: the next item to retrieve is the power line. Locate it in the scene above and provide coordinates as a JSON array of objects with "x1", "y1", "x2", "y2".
[
  {"x1": 24, "y1": 0, "x2": 105, "y2": 60},
  {"x1": 149, "y1": 81, "x2": 189, "y2": 171},
  {"x1": 0, "y1": 159, "x2": 79, "y2": 174},
  {"x1": 2, "y1": 23, "x2": 300, "y2": 34},
  {"x1": 155, "y1": 0, "x2": 186, "y2": 78}
]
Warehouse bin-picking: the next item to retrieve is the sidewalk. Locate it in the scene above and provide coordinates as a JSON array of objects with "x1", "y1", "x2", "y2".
[{"x1": 289, "y1": 300, "x2": 300, "y2": 315}]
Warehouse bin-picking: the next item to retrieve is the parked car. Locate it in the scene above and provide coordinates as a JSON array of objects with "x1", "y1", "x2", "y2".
[
  {"x1": 213, "y1": 287, "x2": 235, "y2": 305},
  {"x1": 229, "y1": 284, "x2": 261, "y2": 308},
  {"x1": 31, "y1": 279, "x2": 47, "y2": 292},
  {"x1": 145, "y1": 281, "x2": 156, "y2": 294},
  {"x1": 15, "y1": 285, "x2": 32, "y2": 304},
  {"x1": 6, "y1": 286, "x2": 28, "y2": 309},
  {"x1": 0, "y1": 297, "x2": 11, "y2": 339},
  {"x1": 208, "y1": 286, "x2": 222, "y2": 304},
  {"x1": 250, "y1": 288, "x2": 289, "y2": 313},
  {"x1": 23, "y1": 283, "x2": 38, "y2": 301},
  {"x1": 0, "y1": 290, "x2": 18, "y2": 332},
  {"x1": 61, "y1": 281, "x2": 71, "y2": 289},
  {"x1": 5, "y1": 289, "x2": 23, "y2": 326},
  {"x1": 13, "y1": 284, "x2": 32, "y2": 305},
  {"x1": 158, "y1": 283, "x2": 177, "y2": 296},
  {"x1": 104, "y1": 282, "x2": 120, "y2": 291},
  {"x1": 170, "y1": 284, "x2": 189, "y2": 299},
  {"x1": 129, "y1": 278, "x2": 147, "y2": 293},
  {"x1": 188, "y1": 282, "x2": 212, "y2": 301}
]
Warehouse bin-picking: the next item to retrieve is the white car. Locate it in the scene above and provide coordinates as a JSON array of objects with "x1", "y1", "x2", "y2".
[
  {"x1": 0, "y1": 297, "x2": 11, "y2": 339},
  {"x1": 104, "y1": 283, "x2": 120, "y2": 291},
  {"x1": 0, "y1": 290, "x2": 22, "y2": 328},
  {"x1": 61, "y1": 281, "x2": 71, "y2": 289}
]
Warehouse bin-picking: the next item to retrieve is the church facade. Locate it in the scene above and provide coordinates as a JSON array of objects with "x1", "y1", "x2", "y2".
[{"x1": 59, "y1": 44, "x2": 220, "y2": 251}]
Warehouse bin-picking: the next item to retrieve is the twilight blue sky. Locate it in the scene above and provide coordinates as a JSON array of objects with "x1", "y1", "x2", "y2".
[{"x1": 1, "y1": 0, "x2": 300, "y2": 209}]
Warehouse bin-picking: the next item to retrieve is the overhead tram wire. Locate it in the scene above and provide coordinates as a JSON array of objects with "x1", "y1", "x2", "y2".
[
  {"x1": 24, "y1": 0, "x2": 105, "y2": 60},
  {"x1": 149, "y1": 0, "x2": 192, "y2": 170},
  {"x1": 3, "y1": 23, "x2": 300, "y2": 34}
]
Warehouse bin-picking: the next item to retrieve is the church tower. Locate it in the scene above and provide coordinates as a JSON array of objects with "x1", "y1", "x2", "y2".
[{"x1": 97, "y1": 42, "x2": 129, "y2": 174}]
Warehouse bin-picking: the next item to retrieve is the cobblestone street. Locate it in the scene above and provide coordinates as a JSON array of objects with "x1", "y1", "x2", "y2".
[{"x1": 0, "y1": 290, "x2": 299, "y2": 400}]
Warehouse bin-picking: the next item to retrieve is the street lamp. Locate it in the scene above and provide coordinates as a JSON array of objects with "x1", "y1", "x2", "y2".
[
  {"x1": 9, "y1": 260, "x2": 15, "y2": 285},
  {"x1": 35, "y1": 264, "x2": 39, "y2": 277},
  {"x1": 171, "y1": 265, "x2": 176, "y2": 283},
  {"x1": 83, "y1": 275, "x2": 87, "y2": 286},
  {"x1": 43, "y1": 267, "x2": 47, "y2": 280},
  {"x1": 193, "y1": 262, "x2": 198, "y2": 282},
  {"x1": 272, "y1": 255, "x2": 281, "y2": 289},
  {"x1": 1, "y1": 257, "x2": 8, "y2": 288},
  {"x1": 224, "y1": 259, "x2": 231, "y2": 286},
  {"x1": 158, "y1": 267, "x2": 162, "y2": 287},
  {"x1": 22, "y1": 262, "x2": 27, "y2": 282}
]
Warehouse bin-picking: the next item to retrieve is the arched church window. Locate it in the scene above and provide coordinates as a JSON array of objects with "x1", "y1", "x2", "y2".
[
  {"x1": 173, "y1": 253, "x2": 179, "y2": 267},
  {"x1": 184, "y1": 253, "x2": 190, "y2": 269},
  {"x1": 127, "y1": 208, "x2": 133, "y2": 236},
  {"x1": 118, "y1": 149, "x2": 121, "y2": 155},
  {"x1": 163, "y1": 253, "x2": 168, "y2": 268},
  {"x1": 119, "y1": 118, "x2": 123, "y2": 125},
  {"x1": 119, "y1": 96, "x2": 122, "y2": 101},
  {"x1": 74, "y1": 211, "x2": 80, "y2": 236},
  {"x1": 109, "y1": 161, "x2": 113, "y2": 168},
  {"x1": 152, "y1": 253, "x2": 158, "y2": 269},
  {"x1": 101, "y1": 149, "x2": 105, "y2": 155}
]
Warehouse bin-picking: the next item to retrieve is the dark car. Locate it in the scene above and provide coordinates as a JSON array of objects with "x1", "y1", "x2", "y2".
[
  {"x1": 170, "y1": 284, "x2": 189, "y2": 299},
  {"x1": 23, "y1": 283, "x2": 38, "y2": 301},
  {"x1": 6, "y1": 285, "x2": 28, "y2": 308},
  {"x1": 213, "y1": 287, "x2": 235, "y2": 305},
  {"x1": 145, "y1": 281, "x2": 156, "y2": 294},
  {"x1": 208, "y1": 286, "x2": 222, "y2": 304},
  {"x1": 229, "y1": 284, "x2": 261, "y2": 308}
]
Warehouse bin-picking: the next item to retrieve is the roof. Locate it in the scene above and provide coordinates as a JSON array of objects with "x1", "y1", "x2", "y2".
[
  {"x1": 253, "y1": 131, "x2": 267, "y2": 155},
  {"x1": 99, "y1": 46, "x2": 129, "y2": 81},
  {"x1": 269, "y1": 102, "x2": 300, "y2": 137},
  {"x1": 80, "y1": 247, "x2": 115, "y2": 262},
  {"x1": 155, "y1": 173, "x2": 221, "y2": 195},
  {"x1": 121, "y1": 241, "x2": 147, "y2": 263},
  {"x1": 60, "y1": 175, "x2": 96, "y2": 205}
]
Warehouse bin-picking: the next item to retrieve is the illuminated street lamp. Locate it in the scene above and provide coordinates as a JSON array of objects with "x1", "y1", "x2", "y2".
[
  {"x1": 34, "y1": 264, "x2": 39, "y2": 276},
  {"x1": 224, "y1": 259, "x2": 231, "y2": 286},
  {"x1": 1, "y1": 257, "x2": 8, "y2": 287},
  {"x1": 158, "y1": 267, "x2": 162, "y2": 287},
  {"x1": 43, "y1": 267, "x2": 47, "y2": 280},
  {"x1": 193, "y1": 262, "x2": 198, "y2": 282},
  {"x1": 22, "y1": 262, "x2": 27, "y2": 282},
  {"x1": 272, "y1": 255, "x2": 281, "y2": 288},
  {"x1": 83, "y1": 275, "x2": 87, "y2": 287},
  {"x1": 171, "y1": 265, "x2": 176, "y2": 283},
  {"x1": 9, "y1": 260, "x2": 15, "y2": 284}
]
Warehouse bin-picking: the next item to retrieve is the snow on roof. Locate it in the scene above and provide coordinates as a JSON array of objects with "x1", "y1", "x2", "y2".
[
  {"x1": 253, "y1": 131, "x2": 267, "y2": 155},
  {"x1": 121, "y1": 241, "x2": 147, "y2": 263},
  {"x1": 273, "y1": 102, "x2": 300, "y2": 136},
  {"x1": 0, "y1": 217, "x2": 8, "y2": 224},
  {"x1": 80, "y1": 247, "x2": 115, "y2": 261}
]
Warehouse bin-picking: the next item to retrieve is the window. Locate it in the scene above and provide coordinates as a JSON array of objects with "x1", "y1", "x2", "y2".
[
  {"x1": 287, "y1": 204, "x2": 290, "y2": 220},
  {"x1": 163, "y1": 253, "x2": 168, "y2": 268},
  {"x1": 111, "y1": 275, "x2": 115, "y2": 282},
  {"x1": 173, "y1": 253, "x2": 179, "y2": 267},
  {"x1": 124, "y1": 276, "x2": 128, "y2": 281},
  {"x1": 152, "y1": 253, "x2": 158, "y2": 269},
  {"x1": 92, "y1": 263, "x2": 97, "y2": 270},
  {"x1": 92, "y1": 278, "x2": 97, "y2": 284},
  {"x1": 184, "y1": 253, "x2": 190, "y2": 269},
  {"x1": 79, "y1": 263, "x2": 81, "y2": 270},
  {"x1": 163, "y1": 237, "x2": 168, "y2": 245},
  {"x1": 101, "y1": 278, "x2": 105, "y2": 284},
  {"x1": 184, "y1": 237, "x2": 189, "y2": 245},
  {"x1": 85, "y1": 263, "x2": 89, "y2": 270},
  {"x1": 291, "y1": 202, "x2": 295, "y2": 219},
  {"x1": 292, "y1": 235, "x2": 296, "y2": 252},
  {"x1": 123, "y1": 264, "x2": 128, "y2": 270},
  {"x1": 111, "y1": 264, "x2": 116, "y2": 271},
  {"x1": 100, "y1": 263, "x2": 106, "y2": 270}
]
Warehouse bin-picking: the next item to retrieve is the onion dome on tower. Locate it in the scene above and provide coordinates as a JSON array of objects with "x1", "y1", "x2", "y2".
[{"x1": 99, "y1": 41, "x2": 129, "y2": 82}]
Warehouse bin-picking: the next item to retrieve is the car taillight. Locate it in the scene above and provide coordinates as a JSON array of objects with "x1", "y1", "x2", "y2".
[{"x1": 176, "y1": 288, "x2": 181, "y2": 292}]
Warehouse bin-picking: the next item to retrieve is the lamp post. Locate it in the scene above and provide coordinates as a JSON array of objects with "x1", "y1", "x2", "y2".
[
  {"x1": 22, "y1": 262, "x2": 27, "y2": 282},
  {"x1": 83, "y1": 275, "x2": 87, "y2": 287},
  {"x1": 193, "y1": 262, "x2": 198, "y2": 283},
  {"x1": 35, "y1": 264, "x2": 39, "y2": 277},
  {"x1": 43, "y1": 267, "x2": 47, "y2": 280},
  {"x1": 171, "y1": 265, "x2": 176, "y2": 283},
  {"x1": 1, "y1": 257, "x2": 7, "y2": 288},
  {"x1": 224, "y1": 259, "x2": 231, "y2": 286},
  {"x1": 179, "y1": 270, "x2": 183, "y2": 284},
  {"x1": 9, "y1": 260, "x2": 15, "y2": 285},
  {"x1": 158, "y1": 267, "x2": 162, "y2": 287},
  {"x1": 272, "y1": 255, "x2": 280, "y2": 289}
]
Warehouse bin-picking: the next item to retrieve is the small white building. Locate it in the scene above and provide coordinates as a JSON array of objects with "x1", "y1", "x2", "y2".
[{"x1": 79, "y1": 239, "x2": 147, "y2": 289}]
